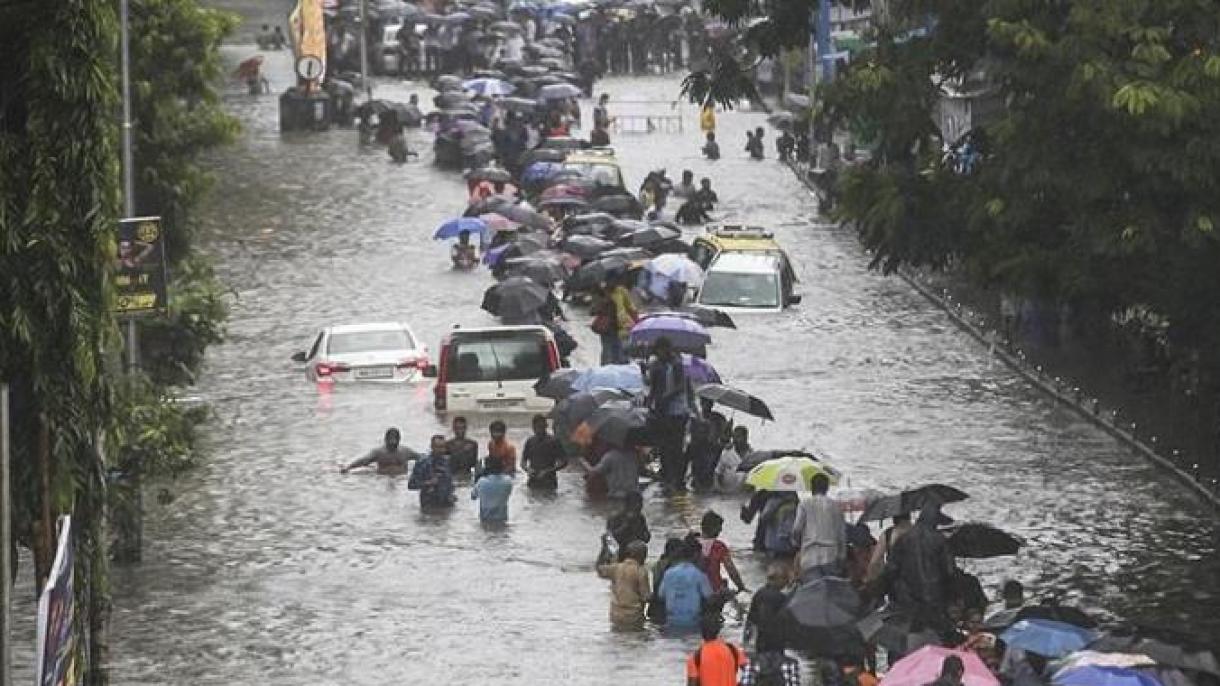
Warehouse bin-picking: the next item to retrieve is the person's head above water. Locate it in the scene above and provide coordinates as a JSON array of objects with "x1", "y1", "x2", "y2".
[
  {"x1": 766, "y1": 561, "x2": 790, "y2": 588},
  {"x1": 706, "y1": 131, "x2": 715, "y2": 141},
  {"x1": 458, "y1": 229, "x2": 471, "y2": 244},
  {"x1": 384, "y1": 428, "x2": 401, "y2": 450},
  {"x1": 652, "y1": 336, "x2": 673, "y2": 359},
  {"x1": 810, "y1": 472, "x2": 830, "y2": 495},
  {"x1": 430, "y1": 434, "x2": 447, "y2": 454},
  {"x1": 531, "y1": 414, "x2": 548, "y2": 436},
  {"x1": 939, "y1": 655, "x2": 965, "y2": 685},
  {"x1": 700, "y1": 614, "x2": 724, "y2": 641},
  {"x1": 682, "y1": 169, "x2": 694, "y2": 182},
  {"x1": 731, "y1": 425, "x2": 749, "y2": 450},
  {"x1": 489, "y1": 419, "x2": 507, "y2": 439},
  {"x1": 701, "y1": 510, "x2": 724, "y2": 538},
  {"x1": 452, "y1": 415, "x2": 468, "y2": 437},
  {"x1": 599, "y1": 93, "x2": 609, "y2": 105},
  {"x1": 1002, "y1": 579, "x2": 1025, "y2": 608},
  {"x1": 624, "y1": 540, "x2": 648, "y2": 564}
]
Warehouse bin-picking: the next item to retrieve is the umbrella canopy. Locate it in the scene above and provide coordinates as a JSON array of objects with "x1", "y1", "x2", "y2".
[
  {"x1": 647, "y1": 253, "x2": 704, "y2": 287},
  {"x1": 481, "y1": 277, "x2": 550, "y2": 320},
  {"x1": 583, "y1": 401, "x2": 649, "y2": 447},
  {"x1": 675, "y1": 303, "x2": 736, "y2": 329},
  {"x1": 945, "y1": 522, "x2": 1024, "y2": 558},
  {"x1": 859, "y1": 483, "x2": 969, "y2": 522},
  {"x1": 550, "y1": 388, "x2": 635, "y2": 425},
  {"x1": 539, "y1": 196, "x2": 589, "y2": 210},
  {"x1": 745, "y1": 456, "x2": 840, "y2": 492},
  {"x1": 628, "y1": 315, "x2": 711, "y2": 352},
  {"x1": 538, "y1": 83, "x2": 583, "y2": 100},
  {"x1": 1001, "y1": 619, "x2": 1096, "y2": 658},
  {"x1": 737, "y1": 449, "x2": 820, "y2": 473},
  {"x1": 435, "y1": 91, "x2": 473, "y2": 108},
  {"x1": 568, "y1": 254, "x2": 646, "y2": 290},
  {"x1": 434, "y1": 216, "x2": 487, "y2": 240},
  {"x1": 560, "y1": 234, "x2": 614, "y2": 260},
  {"x1": 505, "y1": 254, "x2": 572, "y2": 285},
  {"x1": 617, "y1": 224, "x2": 683, "y2": 248},
  {"x1": 1089, "y1": 631, "x2": 1219, "y2": 676},
  {"x1": 464, "y1": 166, "x2": 514, "y2": 184},
  {"x1": 570, "y1": 364, "x2": 645, "y2": 393},
  {"x1": 695, "y1": 383, "x2": 773, "y2": 420},
  {"x1": 783, "y1": 93, "x2": 812, "y2": 110},
  {"x1": 500, "y1": 96, "x2": 539, "y2": 112},
  {"x1": 1053, "y1": 667, "x2": 1163, "y2": 686},
  {"x1": 433, "y1": 74, "x2": 464, "y2": 90},
  {"x1": 591, "y1": 194, "x2": 644, "y2": 218},
  {"x1": 563, "y1": 211, "x2": 617, "y2": 231},
  {"x1": 533, "y1": 368, "x2": 583, "y2": 400},
  {"x1": 1058, "y1": 653, "x2": 1157, "y2": 672},
  {"x1": 681, "y1": 353, "x2": 721, "y2": 385},
  {"x1": 767, "y1": 111, "x2": 795, "y2": 128},
  {"x1": 489, "y1": 20, "x2": 522, "y2": 33},
  {"x1": 785, "y1": 576, "x2": 862, "y2": 628},
  {"x1": 880, "y1": 646, "x2": 1000, "y2": 686},
  {"x1": 1015, "y1": 605, "x2": 1099, "y2": 630},
  {"x1": 463, "y1": 77, "x2": 515, "y2": 97},
  {"x1": 478, "y1": 213, "x2": 517, "y2": 233},
  {"x1": 491, "y1": 203, "x2": 555, "y2": 231},
  {"x1": 541, "y1": 183, "x2": 590, "y2": 201},
  {"x1": 829, "y1": 486, "x2": 885, "y2": 515}
]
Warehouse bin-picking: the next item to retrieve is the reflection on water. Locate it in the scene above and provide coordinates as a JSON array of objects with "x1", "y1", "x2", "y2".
[{"x1": 95, "y1": 47, "x2": 1219, "y2": 683}]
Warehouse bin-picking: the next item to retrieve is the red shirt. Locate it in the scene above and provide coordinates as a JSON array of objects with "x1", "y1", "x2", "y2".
[{"x1": 699, "y1": 538, "x2": 730, "y2": 592}]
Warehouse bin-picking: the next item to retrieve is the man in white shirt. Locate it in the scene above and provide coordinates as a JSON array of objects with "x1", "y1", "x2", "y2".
[
  {"x1": 790, "y1": 473, "x2": 845, "y2": 580},
  {"x1": 713, "y1": 426, "x2": 750, "y2": 493}
]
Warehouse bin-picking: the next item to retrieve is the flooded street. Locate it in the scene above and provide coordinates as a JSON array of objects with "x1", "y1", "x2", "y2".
[{"x1": 105, "y1": 47, "x2": 1219, "y2": 684}]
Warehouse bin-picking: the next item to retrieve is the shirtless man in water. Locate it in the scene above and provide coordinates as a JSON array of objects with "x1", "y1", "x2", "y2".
[{"x1": 340, "y1": 428, "x2": 419, "y2": 475}]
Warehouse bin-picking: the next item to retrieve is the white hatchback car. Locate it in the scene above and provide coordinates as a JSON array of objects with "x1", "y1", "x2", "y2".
[
  {"x1": 695, "y1": 252, "x2": 801, "y2": 313},
  {"x1": 292, "y1": 322, "x2": 429, "y2": 384}
]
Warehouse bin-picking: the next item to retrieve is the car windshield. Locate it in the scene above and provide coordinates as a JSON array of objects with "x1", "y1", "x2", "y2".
[
  {"x1": 327, "y1": 329, "x2": 414, "y2": 355},
  {"x1": 563, "y1": 163, "x2": 622, "y2": 189},
  {"x1": 699, "y1": 271, "x2": 780, "y2": 309},
  {"x1": 448, "y1": 334, "x2": 548, "y2": 383}
]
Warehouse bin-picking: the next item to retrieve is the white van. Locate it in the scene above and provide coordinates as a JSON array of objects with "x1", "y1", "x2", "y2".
[{"x1": 423, "y1": 325, "x2": 561, "y2": 414}]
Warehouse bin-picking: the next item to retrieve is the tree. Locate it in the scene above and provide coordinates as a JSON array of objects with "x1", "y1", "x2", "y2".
[{"x1": 0, "y1": 1, "x2": 121, "y2": 681}]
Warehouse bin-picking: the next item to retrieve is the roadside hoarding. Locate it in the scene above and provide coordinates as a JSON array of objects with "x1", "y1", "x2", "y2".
[{"x1": 114, "y1": 216, "x2": 168, "y2": 316}]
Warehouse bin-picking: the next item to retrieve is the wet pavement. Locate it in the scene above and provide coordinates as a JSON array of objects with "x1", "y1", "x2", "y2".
[{"x1": 87, "y1": 47, "x2": 1220, "y2": 683}]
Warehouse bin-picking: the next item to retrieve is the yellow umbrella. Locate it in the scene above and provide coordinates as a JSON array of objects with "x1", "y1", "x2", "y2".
[{"x1": 745, "y1": 457, "x2": 841, "y2": 492}]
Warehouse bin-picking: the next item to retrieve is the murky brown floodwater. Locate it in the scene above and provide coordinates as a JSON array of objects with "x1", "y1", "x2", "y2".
[{"x1": 13, "y1": 44, "x2": 1217, "y2": 684}]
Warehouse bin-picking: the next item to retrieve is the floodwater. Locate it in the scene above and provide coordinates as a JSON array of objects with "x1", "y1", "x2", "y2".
[{"x1": 23, "y1": 46, "x2": 1218, "y2": 683}]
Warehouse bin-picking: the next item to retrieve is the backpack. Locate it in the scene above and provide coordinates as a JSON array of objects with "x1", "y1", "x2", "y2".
[{"x1": 690, "y1": 642, "x2": 741, "y2": 681}]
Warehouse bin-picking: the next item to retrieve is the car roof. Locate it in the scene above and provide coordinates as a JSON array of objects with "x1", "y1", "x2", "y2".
[
  {"x1": 706, "y1": 252, "x2": 783, "y2": 274},
  {"x1": 326, "y1": 322, "x2": 413, "y2": 335},
  {"x1": 444, "y1": 325, "x2": 553, "y2": 339},
  {"x1": 565, "y1": 150, "x2": 620, "y2": 165},
  {"x1": 698, "y1": 226, "x2": 781, "y2": 252}
]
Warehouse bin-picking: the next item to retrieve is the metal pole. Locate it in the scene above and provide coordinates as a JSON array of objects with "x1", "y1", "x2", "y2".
[
  {"x1": 359, "y1": 0, "x2": 372, "y2": 99},
  {"x1": 1, "y1": 383, "x2": 11, "y2": 686},
  {"x1": 120, "y1": 0, "x2": 140, "y2": 371}
]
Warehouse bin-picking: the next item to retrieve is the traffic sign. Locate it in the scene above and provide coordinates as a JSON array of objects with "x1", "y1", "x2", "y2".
[{"x1": 296, "y1": 54, "x2": 323, "y2": 81}]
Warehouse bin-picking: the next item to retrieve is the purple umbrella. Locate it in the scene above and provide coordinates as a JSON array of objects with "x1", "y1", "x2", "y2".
[
  {"x1": 628, "y1": 315, "x2": 711, "y2": 353},
  {"x1": 482, "y1": 243, "x2": 514, "y2": 266},
  {"x1": 682, "y1": 354, "x2": 722, "y2": 385}
]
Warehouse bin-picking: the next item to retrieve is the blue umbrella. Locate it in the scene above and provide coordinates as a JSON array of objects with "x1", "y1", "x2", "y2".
[
  {"x1": 570, "y1": 364, "x2": 645, "y2": 393},
  {"x1": 1054, "y1": 667, "x2": 1163, "y2": 686},
  {"x1": 434, "y1": 217, "x2": 487, "y2": 241},
  {"x1": 482, "y1": 243, "x2": 514, "y2": 266},
  {"x1": 1001, "y1": 619, "x2": 1096, "y2": 658},
  {"x1": 463, "y1": 77, "x2": 515, "y2": 97},
  {"x1": 522, "y1": 161, "x2": 564, "y2": 184},
  {"x1": 628, "y1": 315, "x2": 711, "y2": 352}
]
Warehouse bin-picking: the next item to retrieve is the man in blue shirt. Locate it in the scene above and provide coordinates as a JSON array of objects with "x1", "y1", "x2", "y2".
[
  {"x1": 658, "y1": 538, "x2": 712, "y2": 629},
  {"x1": 408, "y1": 435, "x2": 456, "y2": 509},
  {"x1": 471, "y1": 456, "x2": 513, "y2": 522}
]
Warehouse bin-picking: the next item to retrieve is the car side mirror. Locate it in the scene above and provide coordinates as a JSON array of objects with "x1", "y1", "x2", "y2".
[
  {"x1": 422, "y1": 364, "x2": 438, "y2": 378},
  {"x1": 291, "y1": 351, "x2": 308, "y2": 363},
  {"x1": 787, "y1": 294, "x2": 803, "y2": 306}
]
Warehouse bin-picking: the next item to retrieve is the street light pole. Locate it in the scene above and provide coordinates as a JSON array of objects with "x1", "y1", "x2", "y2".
[
  {"x1": 359, "y1": 0, "x2": 372, "y2": 99},
  {"x1": 120, "y1": 0, "x2": 140, "y2": 371},
  {"x1": 1, "y1": 383, "x2": 11, "y2": 686}
]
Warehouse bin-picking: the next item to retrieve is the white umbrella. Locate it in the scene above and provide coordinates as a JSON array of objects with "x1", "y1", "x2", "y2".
[{"x1": 646, "y1": 254, "x2": 704, "y2": 287}]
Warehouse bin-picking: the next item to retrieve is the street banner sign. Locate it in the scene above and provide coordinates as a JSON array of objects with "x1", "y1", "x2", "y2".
[
  {"x1": 114, "y1": 216, "x2": 168, "y2": 316},
  {"x1": 35, "y1": 515, "x2": 77, "y2": 686}
]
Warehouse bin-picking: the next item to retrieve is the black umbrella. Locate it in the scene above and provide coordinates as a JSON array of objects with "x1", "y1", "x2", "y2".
[
  {"x1": 563, "y1": 212, "x2": 617, "y2": 233},
  {"x1": 505, "y1": 254, "x2": 571, "y2": 285},
  {"x1": 560, "y1": 235, "x2": 614, "y2": 260},
  {"x1": 1090, "y1": 630, "x2": 1219, "y2": 677},
  {"x1": 591, "y1": 194, "x2": 644, "y2": 218},
  {"x1": 1014, "y1": 604, "x2": 1099, "y2": 629},
  {"x1": 782, "y1": 577, "x2": 867, "y2": 658},
  {"x1": 858, "y1": 483, "x2": 969, "y2": 522},
  {"x1": 586, "y1": 400, "x2": 650, "y2": 447},
  {"x1": 568, "y1": 254, "x2": 643, "y2": 290},
  {"x1": 945, "y1": 522, "x2": 1023, "y2": 559},
  {"x1": 736, "y1": 449, "x2": 819, "y2": 473},
  {"x1": 539, "y1": 196, "x2": 589, "y2": 211},
  {"x1": 464, "y1": 166, "x2": 513, "y2": 184},
  {"x1": 490, "y1": 203, "x2": 554, "y2": 231},
  {"x1": 433, "y1": 73, "x2": 464, "y2": 90},
  {"x1": 695, "y1": 383, "x2": 774, "y2": 420},
  {"x1": 519, "y1": 64, "x2": 549, "y2": 77},
  {"x1": 435, "y1": 92, "x2": 472, "y2": 109},
  {"x1": 677, "y1": 304, "x2": 736, "y2": 329},
  {"x1": 858, "y1": 607, "x2": 941, "y2": 657},
  {"x1": 520, "y1": 148, "x2": 568, "y2": 167},
  {"x1": 501, "y1": 96, "x2": 539, "y2": 113},
  {"x1": 481, "y1": 277, "x2": 549, "y2": 320},
  {"x1": 550, "y1": 388, "x2": 635, "y2": 425},
  {"x1": 533, "y1": 368, "x2": 583, "y2": 400},
  {"x1": 617, "y1": 224, "x2": 682, "y2": 248}
]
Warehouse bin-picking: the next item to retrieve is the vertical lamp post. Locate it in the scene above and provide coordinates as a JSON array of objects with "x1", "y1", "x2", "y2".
[
  {"x1": 1, "y1": 384, "x2": 10, "y2": 686},
  {"x1": 120, "y1": 0, "x2": 139, "y2": 370}
]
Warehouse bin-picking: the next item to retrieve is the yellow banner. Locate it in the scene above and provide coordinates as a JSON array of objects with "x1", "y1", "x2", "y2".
[{"x1": 289, "y1": 0, "x2": 327, "y2": 84}]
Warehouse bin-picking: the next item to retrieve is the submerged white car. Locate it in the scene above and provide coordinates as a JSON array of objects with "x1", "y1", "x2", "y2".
[
  {"x1": 292, "y1": 322, "x2": 429, "y2": 384},
  {"x1": 695, "y1": 253, "x2": 801, "y2": 313}
]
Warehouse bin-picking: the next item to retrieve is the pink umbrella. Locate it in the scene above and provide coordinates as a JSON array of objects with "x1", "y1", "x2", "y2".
[
  {"x1": 479, "y1": 213, "x2": 518, "y2": 233},
  {"x1": 880, "y1": 646, "x2": 1000, "y2": 686}
]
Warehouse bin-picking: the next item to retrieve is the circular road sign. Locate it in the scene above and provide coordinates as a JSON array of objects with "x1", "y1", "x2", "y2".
[{"x1": 296, "y1": 55, "x2": 323, "y2": 81}]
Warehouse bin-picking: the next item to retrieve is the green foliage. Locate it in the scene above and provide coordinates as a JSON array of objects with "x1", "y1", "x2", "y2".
[
  {"x1": 140, "y1": 256, "x2": 230, "y2": 387},
  {"x1": 130, "y1": 0, "x2": 240, "y2": 264},
  {"x1": 112, "y1": 377, "x2": 209, "y2": 479}
]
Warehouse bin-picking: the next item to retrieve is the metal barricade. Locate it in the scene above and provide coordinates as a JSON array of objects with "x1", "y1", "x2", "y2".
[{"x1": 606, "y1": 99, "x2": 684, "y2": 135}]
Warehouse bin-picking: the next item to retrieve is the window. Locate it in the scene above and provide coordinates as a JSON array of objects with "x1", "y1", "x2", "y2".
[
  {"x1": 563, "y1": 163, "x2": 623, "y2": 189},
  {"x1": 327, "y1": 329, "x2": 415, "y2": 355},
  {"x1": 307, "y1": 333, "x2": 324, "y2": 360},
  {"x1": 448, "y1": 334, "x2": 549, "y2": 383},
  {"x1": 699, "y1": 272, "x2": 781, "y2": 309}
]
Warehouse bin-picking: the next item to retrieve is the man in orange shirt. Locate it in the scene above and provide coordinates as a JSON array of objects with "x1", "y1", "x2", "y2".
[
  {"x1": 486, "y1": 420, "x2": 518, "y2": 475},
  {"x1": 685, "y1": 616, "x2": 746, "y2": 686}
]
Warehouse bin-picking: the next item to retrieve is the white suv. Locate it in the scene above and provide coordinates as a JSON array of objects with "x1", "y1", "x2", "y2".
[{"x1": 423, "y1": 325, "x2": 561, "y2": 414}]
